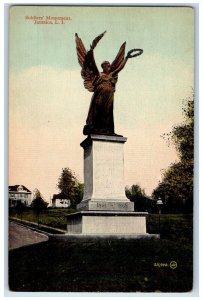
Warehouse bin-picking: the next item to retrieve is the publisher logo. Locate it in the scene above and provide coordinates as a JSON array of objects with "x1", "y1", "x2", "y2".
[
  {"x1": 170, "y1": 261, "x2": 177, "y2": 269},
  {"x1": 154, "y1": 261, "x2": 178, "y2": 269}
]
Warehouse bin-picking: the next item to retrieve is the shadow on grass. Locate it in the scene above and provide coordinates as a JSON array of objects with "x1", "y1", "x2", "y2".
[{"x1": 9, "y1": 214, "x2": 193, "y2": 293}]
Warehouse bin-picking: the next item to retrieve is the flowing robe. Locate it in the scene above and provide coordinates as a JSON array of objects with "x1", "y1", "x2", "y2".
[{"x1": 83, "y1": 72, "x2": 118, "y2": 135}]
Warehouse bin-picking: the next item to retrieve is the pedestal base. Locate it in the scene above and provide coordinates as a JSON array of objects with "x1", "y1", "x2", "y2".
[{"x1": 67, "y1": 211, "x2": 148, "y2": 235}]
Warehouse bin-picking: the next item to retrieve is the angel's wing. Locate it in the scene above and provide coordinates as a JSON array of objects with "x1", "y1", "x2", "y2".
[
  {"x1": 75, "y1": 32, "x2": 106, "y2": 92},
  {"x1": 110, "y1": 42, "x2": 126, "y2": 72}
]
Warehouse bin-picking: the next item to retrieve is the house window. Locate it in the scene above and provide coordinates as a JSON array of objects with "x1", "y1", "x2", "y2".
[{"x1": 18, "y1": 186, "x2": 23, "y2": 191}]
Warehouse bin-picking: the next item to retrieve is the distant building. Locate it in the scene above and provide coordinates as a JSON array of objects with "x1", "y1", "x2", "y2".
[
  {"x1": 9, "y1": 185, "x2": 32, "y2": 207},
  {"x1": 52, "y1": 193, "x2": 70, "y2": 208}
]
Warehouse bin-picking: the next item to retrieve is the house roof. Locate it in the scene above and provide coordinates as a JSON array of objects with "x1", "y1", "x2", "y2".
[{"x1": 9, "y1": 185, "x2": 32, "y2": 193}]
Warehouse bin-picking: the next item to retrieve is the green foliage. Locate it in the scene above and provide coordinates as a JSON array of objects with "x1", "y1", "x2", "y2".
[
  {"x1": 31, "y1": 197, "x2": 48, "y2": 212},
  {"x1": 168, "y1": 94, "x2": 194, "y2": 163},
  {"x1": 16, "y1": 200, "x2": 26, "y2": 210},
  {"x1": 152, "y1": 94, "x2": 194, "y2": 213},
  {"x1": 72, "y1": 182, "x2": 84, "y2": 209},
  {"x1": 57, "y1": 168, "x2": 77, "y2": 199},
  {"x1": 31, "y1": 189, "x2": 48, "y2": 225},
  {"x1": 125, "y1": 184, "x2": 148, "y2": 211},
  {"x1": 9, "y1": 208, "x2": 76, "y2": 230},
  {"x1": 15, "y1": 201, "x2": 26, "y2": 221},
  {"x1": 31, "y1": 189, "x2": 48, "y2": 211},
  {"x1": 32, "y1": 188, "x2": 42, "y2": 200},
  {"x1": 57, "y1": 168, "x2": 84, "y2": 208}
]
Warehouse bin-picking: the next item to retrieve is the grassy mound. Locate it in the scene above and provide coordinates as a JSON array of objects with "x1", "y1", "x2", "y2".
[{"x1": 9, "y1": 214, "x2": 193, "y2": 292}]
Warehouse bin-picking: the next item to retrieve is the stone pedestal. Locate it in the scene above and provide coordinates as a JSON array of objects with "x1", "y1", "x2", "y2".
[
  {"x1": 67, "y1": 211, "x2": 148, "y2": 235},
  {"x1": 66, "y1": 134, "x2": 148, "y2": 236},
  {"x1": 77, "y1": 134, "x2": 134, "y2": 212}
]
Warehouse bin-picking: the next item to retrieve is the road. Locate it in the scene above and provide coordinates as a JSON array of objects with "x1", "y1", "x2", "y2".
[{"x1": 9, "y1": 221, "x2": 49, "y2": 250}]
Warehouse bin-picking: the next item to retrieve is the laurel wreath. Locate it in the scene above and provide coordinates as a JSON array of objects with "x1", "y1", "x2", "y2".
[{"x1": 127, "y1": 49, "x2": 143, "y2": 58}]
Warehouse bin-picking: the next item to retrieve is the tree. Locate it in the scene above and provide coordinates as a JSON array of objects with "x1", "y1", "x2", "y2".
[
  {"x1": 152, "y1": 94, "x2": 194, "y2": 213},
  {"x1": 16, "y1": 201, "x2": 26, "y2": 222},
  {"x1": 72, "y1": 182, "x2": 84, "y2": 209},
  {"x1": 57, "y1": 168, "x2": 84, "y2": 208},
  {"x1": 31, "y1": 189, "x2": 48, "y2": 226},
  {"x1": 125, "y1": 184, "x2": 148, "y2": 211}
]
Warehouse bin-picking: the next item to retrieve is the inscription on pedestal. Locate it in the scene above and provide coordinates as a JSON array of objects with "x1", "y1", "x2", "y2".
[
  {"x1": 77, "y1": 200, "x2": 134, "y2": 212},
  {"x1": 93, "y1": 141, "x2": 125, "y2": 199},
  {"x1": 96, "y1": 202, "x2": 128, "y2": 209}
]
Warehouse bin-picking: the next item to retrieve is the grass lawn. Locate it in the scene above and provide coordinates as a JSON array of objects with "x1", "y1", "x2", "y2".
[
  {"x1": 9, "y1": 214, "x2": 193, "y2": 293},
  {"x1": 9, "y1": 208, "x2": 76, "y2": 230}
]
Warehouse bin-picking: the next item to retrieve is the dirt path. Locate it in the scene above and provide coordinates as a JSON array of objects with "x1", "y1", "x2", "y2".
[{"x1": 9, "y1": 221, "x2": 49, "y2": 250}]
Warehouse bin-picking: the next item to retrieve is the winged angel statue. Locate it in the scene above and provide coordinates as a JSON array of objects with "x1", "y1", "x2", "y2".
[{"x1": 75, "y1": 31, "x2": 143, "y2": 135}]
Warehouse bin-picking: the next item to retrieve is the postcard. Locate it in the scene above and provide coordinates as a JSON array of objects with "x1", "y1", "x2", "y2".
[{"x1": 8, "y1": 5, "x2": 194, "y2": 294}]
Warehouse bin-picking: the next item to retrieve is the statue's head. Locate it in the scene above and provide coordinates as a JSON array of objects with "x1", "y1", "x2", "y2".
[{"x1": 101, "y1": 61, "x2": 110, "y2": 74}]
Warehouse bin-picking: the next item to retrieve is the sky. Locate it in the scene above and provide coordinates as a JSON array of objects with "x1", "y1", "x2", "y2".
[{"x1": 9, "y1": 6, "x2": 194, "y2": 203}]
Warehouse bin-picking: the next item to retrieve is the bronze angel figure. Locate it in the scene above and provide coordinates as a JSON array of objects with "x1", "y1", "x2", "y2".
[{"x1": 75, "y1": 31, "x2": 143, "y2": 135}]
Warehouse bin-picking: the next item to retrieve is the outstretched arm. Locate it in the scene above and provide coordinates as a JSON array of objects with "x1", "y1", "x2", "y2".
[
  {"x1": 111, "y1": 49, "x2": 143, "y2": 76},
  {"x1": 111, "y1": 51, "x2": 133, "y2": 76}
]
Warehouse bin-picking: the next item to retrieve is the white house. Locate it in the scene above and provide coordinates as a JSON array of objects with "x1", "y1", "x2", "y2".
[
  {"x1": 9, "y1": 185, "x2": 32, "y2": 207},
  {"x1": 52, "y1": 198, "x2": 70, "y2": 208},
  {"x1": 52, "y1": 194, "x2": 70, "y2": 208}
]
